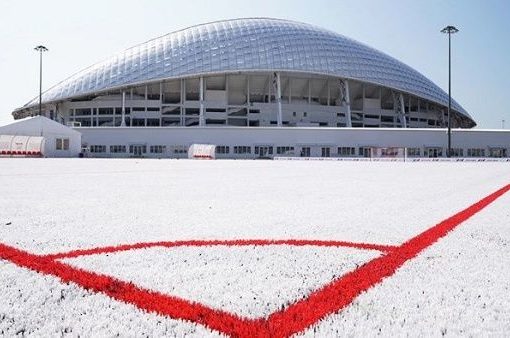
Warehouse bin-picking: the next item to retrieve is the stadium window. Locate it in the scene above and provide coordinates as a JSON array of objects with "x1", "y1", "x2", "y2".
[
  {"x1": 300, "y1": 147, "x2": 310, "y2": 157},
  {"x1": 129, "y1": 145, "x2": 147, "y2": 154},
  {"x1": 451, "y1": 148, "x2": 464, "y2": 157},
  {"x1": 255, "y1": 146, "x2": 273, "y2": 156},
  {"x1": 56, "y1": 138, "x2": 70, "y2": 151},
  {"x1": 488, "y1": 148, "x2": 507, "y2": 158},
  {"x1": 276, "y1": 146, "x2": 294, "y2": 155},
  {"x1": 338, "y1": 147, "x2": 355, "y2": 157},
  {"x1": 173, "y1": 146, "x2": 187, "y2": 154},
  {"x1": 98, "y1": 108, "x2": 114, "y2": 115},
  {"x1": 467, "y1": 148, "x2": 485, "y2": 157},
  {"x1": 146, "y1": 118, "x2": 160, "y2": 126},
  {"x1": 90, "y1": 145, "x2": 106, "y2": 153},
  {"x1": 110, "y1": 145, "x2": 126, "y2": 153},
  {"x1": 321, "y1": 147, "x2": 330, "y2": 157},
  {"x1": 425, "y1": 147, "x2": 442, "y2": 158},
  {"x1": 75, "y1": 108, "x2": 91, "y2": 116},
  {"x1": 150, "y1": 145, "x2": 166, "y2": 153},
  {"x1": 216, "y1": 146, "x2": 230, "y2": 154},
  {"x1": 234, "y1": 146, "x2": 251, "y2": 154},
  {"x1": 359, "y1": 147, "x2": 371, "y2": 158},
  {"x1": 406, "y1": 148, "x2": 421, "y2": 157},
  {"x1": 132, "y1": 119, "x2": 146, "y2": 127},
  {"x1": 381, "y1": 115, "x2": 394, "y2": 123}
]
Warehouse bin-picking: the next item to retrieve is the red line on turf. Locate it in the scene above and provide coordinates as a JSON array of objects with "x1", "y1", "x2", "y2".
[
  {"x1": 0, "y1": 183, "x2": 509, "y2": 338},
  {"x1": 43, "y1": 239, "x2": 397, "y2": 260},
  {"x1": 264, "y1": 183, "x2": 510, "y2": 337},
  {"x1": 0, "y1": 243, "x2": 259, "y2": 335}
]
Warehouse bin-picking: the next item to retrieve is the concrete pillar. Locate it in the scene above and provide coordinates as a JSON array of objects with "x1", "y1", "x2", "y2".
[
  {"x1": 327, "y1": 80, "x2": 330, "y2": 106},
  {"x1": 199, "y1": 76, "x2": 205, "y2": 126},
  {"x1": 400, "y1": 93, "x2": 407, "y2": 128},
  {"x1": 308, "y1": 79, "x2": 311, "y2": 104},
  {"x1": 276, "y1": 72, "x2": 282, "y2": 127},
  {"x1": 340, "y1": 79, "x2": 352, "y2": 127},
  {"x1": 288, "y1": 78, "x2": 292, "y2": 104},
  {"x1": 120, "y1": 91, "x2": 126, "y2": 127},
  {"x1": 181, "y1": 79, "x2": 185, "y2": 126},
  {"x1": 246, "y1": 75, "x2": 250, "y2": 105}
]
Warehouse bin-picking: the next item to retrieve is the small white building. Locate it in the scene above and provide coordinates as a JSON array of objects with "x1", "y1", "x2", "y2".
[{"x1": 0, "y1": 116, "x2": 81, "y2": 157}]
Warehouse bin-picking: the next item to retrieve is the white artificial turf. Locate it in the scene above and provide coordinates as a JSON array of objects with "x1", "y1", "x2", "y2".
[
  {"x1": 299, "y1": 188, "x2": 510, "y2": 336},
  {"x1": 1, "y1": 158, "x2": 509, "y2": 336},
  {"x1": 0, "y1": 261, "x2": 223, "y2": 337},
  {"x1": 62, "y1": 245, "x2": 379, "y2": 319}
]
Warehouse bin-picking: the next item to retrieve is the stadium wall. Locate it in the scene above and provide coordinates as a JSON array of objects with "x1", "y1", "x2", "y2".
[{"x1": 77, "y1": 127, "x2": 510, "y2": 159}]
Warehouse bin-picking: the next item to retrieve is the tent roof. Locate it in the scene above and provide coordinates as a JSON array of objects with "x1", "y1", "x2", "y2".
[{"x1": 0, "y1": 116, "x2": 81, "y2": 137}]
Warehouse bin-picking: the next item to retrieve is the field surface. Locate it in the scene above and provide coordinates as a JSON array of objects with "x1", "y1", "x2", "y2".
[{"x1": 0, "y1": 159, "x2": 509, "y2": 337}]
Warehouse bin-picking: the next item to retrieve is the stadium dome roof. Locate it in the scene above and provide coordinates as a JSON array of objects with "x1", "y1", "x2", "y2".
[{"x1": 23, "y1": 18, "x2": 473, "y2": 123}]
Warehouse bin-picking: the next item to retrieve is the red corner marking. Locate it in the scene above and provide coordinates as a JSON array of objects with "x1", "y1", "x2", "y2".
[
  {"x1": 42, "y1": 239, "x2": 397, "y2": 260},
  {"x1": 0, "y1": 184, "x2": 509, "y2": 338}
]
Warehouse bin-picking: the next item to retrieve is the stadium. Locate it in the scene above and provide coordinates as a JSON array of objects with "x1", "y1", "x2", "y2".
[{"x1": 8, "y1": 18, "x2": 510, "y2": 158}]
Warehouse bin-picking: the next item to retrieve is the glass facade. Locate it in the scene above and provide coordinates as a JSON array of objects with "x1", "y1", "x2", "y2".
[{"x1": 21, "y1": 18, "x2": 471, "y2": 123}]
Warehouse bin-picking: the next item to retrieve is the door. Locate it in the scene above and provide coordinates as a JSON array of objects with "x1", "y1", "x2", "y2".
[
  {"x1": 255, "y1": 146, "x2": 273, "y2": 158},
  {"x1": 359, "y1": 147, "x2": 371, "y2": 158},
  {"x1": 301, "y1": 147, "x2": 311, "y2": 157},
  {"x1": 131, "y1": 145, "x2": 145, "y2": 157},
  {"x1": 321, "y1": 147, "x2": 330, "y2": 157},
  {"x1": 426, "y1": 148, "x2": 441, "y2": 158},
  {"x1": 134, "y1": 145, "x2": 142, "y2": 157}
]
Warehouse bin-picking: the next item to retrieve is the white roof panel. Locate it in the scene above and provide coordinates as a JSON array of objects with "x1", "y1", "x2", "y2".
[{"x1": 21, "y1": 18, "x2": 472, "y2": 122}]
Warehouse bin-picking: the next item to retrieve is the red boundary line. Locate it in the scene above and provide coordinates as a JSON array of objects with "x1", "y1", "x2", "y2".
[
  {"x1": 0, "y1": 183, "x2": 509, "y2": 337},
  {"x1": 43, "y1": 239, "x2": 397, "y2": 260}
]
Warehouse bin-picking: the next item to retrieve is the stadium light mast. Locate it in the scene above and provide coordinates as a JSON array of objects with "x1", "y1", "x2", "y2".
[
  {"x1": 34, "y1": 45, "x2": 49, "y2": 116},
  {"x1": 441, "y1": 26, "x2": 458, "y2": 158}
]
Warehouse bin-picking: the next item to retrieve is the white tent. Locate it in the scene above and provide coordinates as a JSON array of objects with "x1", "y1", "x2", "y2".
[
  {"x1": 0, "y1": 116, "x2": 81, "y2": 157},
  {"x1": 188, "y1": 144, "x2": 216, "y2": 159}
]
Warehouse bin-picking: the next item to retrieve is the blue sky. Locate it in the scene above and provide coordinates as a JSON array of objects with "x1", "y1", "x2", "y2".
[{"x1": 0, "y1": 0, "x2": 508, "y2": 128}]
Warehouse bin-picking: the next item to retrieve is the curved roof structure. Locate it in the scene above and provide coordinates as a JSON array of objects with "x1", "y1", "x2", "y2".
[{"x1": 22, "y1": 18, "x2": 472, "y2": 123}]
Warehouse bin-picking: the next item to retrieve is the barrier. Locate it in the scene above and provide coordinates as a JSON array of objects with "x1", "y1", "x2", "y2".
[{"x1": 274, "y1": 156, "x2": 510, "y2": 162}]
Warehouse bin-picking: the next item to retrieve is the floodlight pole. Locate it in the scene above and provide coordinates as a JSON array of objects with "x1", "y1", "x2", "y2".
[
  {"x1": 441, "y1": 26, "x2": 458, "y2": 158},
  {"x1": 34, "y1": 45, "x2": 49, "y2": 116}
]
